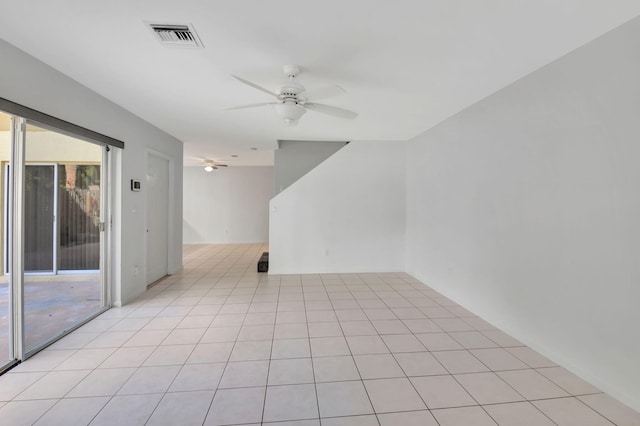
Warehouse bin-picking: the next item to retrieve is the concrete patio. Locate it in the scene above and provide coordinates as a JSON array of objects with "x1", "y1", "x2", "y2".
[{"x1": 0, "y1": 274, "x2": 101, "y2": 360}]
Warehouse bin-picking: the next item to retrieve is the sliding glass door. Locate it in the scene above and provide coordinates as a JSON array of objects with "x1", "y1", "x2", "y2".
[
  {"x1": 22, "y1": 122, "x2": 105, "y2": 354},
  {"x1": 0, "y1": 106, "x2": 112, "y2": 366}
]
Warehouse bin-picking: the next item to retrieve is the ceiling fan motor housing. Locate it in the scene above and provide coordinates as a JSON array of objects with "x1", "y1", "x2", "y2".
[{"x1": 278, "y1": 81, "x2": 305, "y2": 99}]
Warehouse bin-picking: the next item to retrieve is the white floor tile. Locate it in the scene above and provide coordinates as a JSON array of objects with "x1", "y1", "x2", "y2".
[
  {"x1": 54, "y1": 348, "x2": 116, "y2": 370},
  {"x1": 432, "y1": 406, "x2": 498, "y2": 426},
  {"x1": 432, "y1": 350, "x2": 490, "y2": 374},
  {"x1": 578, "y1": 393, "x2": 640, "y2": 426},
  {"x1": 143, "y1": 344, "x2": 195, "y2": 366},
  {"x1": 268, "y1": 358, "x2": 314, "y2": 385},
  {"x1": 308, "y1": 322, "x2": 343, "y2": 337},
  {"x1": 122, "y1": 329, "x2": 171, "y2": 347},
  {"x1": 98, "y1": 346, "x2": 155, "y2": 368},
  {"x1": 353, "y1": 354, "x2": 404, "y2": 379},
  {"x1": 507, "y1": 347, "x2": 557, "y2": 368},
  {"x1": 229, "y1": 340, "x2": 272, "y2": 361},
  {"x1": 219, "y1": 360, "x2": 269, "y2": 388},
  {"x1": 15, "y1": 369, "x2": 90, "y2": 400},
  {"x1": 187, "y1": 342, "x2": 233, "y2": 364},
  {"x1": 204, "y1": 386, "x2": 265, "y2": 425},
  {"x1": 533, "y1": 397, "x2": 614, "y2": 425},
  {"x1": 200, "y1": 326, "x2": 240, "y2": 343},
  {"x1": 10, "y1": 349, "x2": 75, "y2": 373},
  {"x1": 381, "y1": 334, "x2": 426, "y2": 352},
  {"x1": 449, "y1": 331, "x2": 499, "y2": 349},
  {"x1": 310, "y1": 337, "x2": 351, "y2": 357},
  {"x1": 272, "y1": 338, "x2": 311, "y2": 359},
  {"x1": 321, "y1": 415, "x2": 378, "y2": 426},
  {"x1": 263, "y1": 384, "x2": 318, "y2": 422},
  {"x1": 118, "y1": 365, "x2": 180, "y2": 395},
  {"x1": 0, "y1": 372, "x2": 46, "y2": 401},
  {"x1": 89, "y1": 393, "x2": 163, "y2": 426},
  {"x1": 363, "y1": 377, "x2": 426, "y2": 413},
  {"x1": 67, "y1": 367, "x2": 135, "y2": 397},
  {"x1": 377, "y1": 410, "x2": 439, "y2": 426},
  {"x1": 161, "y1": 328, "x2": 206, "y2": 345},
  {"x1": 169, "y1": 362, "x2": 225, "y2": 392},
  {"x1": 483, "y1": 401, "x2": 556, "y2": 426},
  {"x1": 0, "y1": 399, "x2": 58, "y2": 426},
  {"x1": 34, "y1": 396, "x2": 109, "y2": 426},
  {"x1": 415, "y1": 333, "x2": 463, "y2": 351},
  {"x1": 537, "y1": 367, "x2": 600, "y2": 395},
  {"x1": 411, "y1": 375, "x2": 477, "y2": 409},
  {"x1": 146, "y1": 390, "x2": 215, "y2": 426},
  {"x1": 313, "y1": 356, "x2": 361, "y2": 383},
  {"x1": 238, "y1": 324, "x2": 275, "y2": 341},
  {"x1": 454, "y1": 372, "x2": 525, "y2": 404},
  {"x1": 394, "y1": 352, "x2": 448, "y2": 376},
  {"x1": 316, "y1": 381, "x2": 373, "y2": 417},
  {"x1": 346, "y1": 336, "x2": 389, "y2": 355},
  {"x1": 498, "y1": 369, "x2": 569, "y2": 400},
  {"x1": 470, "y1": 348, "x2": 530, "y2": 371}
]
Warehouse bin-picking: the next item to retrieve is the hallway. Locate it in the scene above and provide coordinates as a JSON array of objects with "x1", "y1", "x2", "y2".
[{"x1": 0, "y1": 244, "x2": 637, "y2": 425}]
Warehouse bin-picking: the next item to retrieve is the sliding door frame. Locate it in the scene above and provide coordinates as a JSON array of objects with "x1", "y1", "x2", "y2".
[
  {"x1": 9, "y1": 116, "x2": 25, "y2": 365},
  {"x1": 0, "y1": 97, "x2": 123, "y2": 369}
]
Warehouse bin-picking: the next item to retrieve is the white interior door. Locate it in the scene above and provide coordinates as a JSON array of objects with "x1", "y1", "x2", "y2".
[{"x1": 146, "y1": 153, "x2": 169, "y2": 284}]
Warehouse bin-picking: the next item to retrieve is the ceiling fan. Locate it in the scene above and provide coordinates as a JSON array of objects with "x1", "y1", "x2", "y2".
[
  {"x1": 203, "y1": 159, "x2": 228, "y2": 172},
  {"x1": 225, "y1": 65, "x2": 358, "y2": 126}
]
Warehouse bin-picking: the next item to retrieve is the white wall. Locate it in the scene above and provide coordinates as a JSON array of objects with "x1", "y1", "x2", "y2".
[
  {"x1": 273, "y1": 140, "x2": 348, "y2": 195},
  {"x1": 0, "y1": 39, "x2": 183, "y2": 306},
  {"x1": 183, "y1": 166, "x2": 272, "y2": 243},
  {"x1": 406, "y1": 17, "x2": 640, "y2": 410},
  {"x1": 270, "y1": 140, "x2": 406, "y2": 274}
]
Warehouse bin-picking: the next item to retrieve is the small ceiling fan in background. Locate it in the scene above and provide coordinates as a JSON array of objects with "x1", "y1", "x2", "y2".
[
  {"x1": 225, "y1": 65, "x2": 358, "y2": 126},
  {"x1": 203, "y1": 159, "x2": 227, "y2": 172}
]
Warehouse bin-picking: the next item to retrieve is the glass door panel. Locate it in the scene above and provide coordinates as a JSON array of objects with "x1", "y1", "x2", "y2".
[
  {"x1": 58, "y1": 164, "x2": 101, "y2": 271},
  {"x1": 23, "y1": 123, "x2": 104, "y2": 353},
  {"x1": 24, "y1": 165, "x2": 55, "y2": 272}
]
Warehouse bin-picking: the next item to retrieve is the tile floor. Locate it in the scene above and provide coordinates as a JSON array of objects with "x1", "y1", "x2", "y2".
[{"x1": 0, "y1": 243, "x2": 638, "y2": 425}]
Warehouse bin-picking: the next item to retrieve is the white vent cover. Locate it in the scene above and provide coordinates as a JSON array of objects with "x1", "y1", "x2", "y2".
[{"x1": 146, "y1": 22, "x2": 203, "y2": 48}]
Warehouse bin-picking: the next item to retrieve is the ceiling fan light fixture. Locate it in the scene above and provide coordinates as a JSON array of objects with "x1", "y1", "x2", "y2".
[
  {"x1": 274, "y1": 101, "x2": 306, "y2": 125},
  {"x1": 204, "y1": 164, "x2": 214, "y2": 172}
]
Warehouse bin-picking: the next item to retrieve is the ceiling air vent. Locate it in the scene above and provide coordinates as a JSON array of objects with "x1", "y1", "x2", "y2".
[{"x1": 147, "y1": 23, "x2": 203, "y2": 48}]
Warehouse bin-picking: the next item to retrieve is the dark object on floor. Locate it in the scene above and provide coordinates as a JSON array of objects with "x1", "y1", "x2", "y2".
[{"x1": 257, "y1": 252, "x2": 269, "y2": 272}]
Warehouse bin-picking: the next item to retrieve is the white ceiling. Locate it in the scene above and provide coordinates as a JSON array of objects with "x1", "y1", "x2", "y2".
[{"x1": 1, "y1": 1, "x2": 639, "y2": 166}]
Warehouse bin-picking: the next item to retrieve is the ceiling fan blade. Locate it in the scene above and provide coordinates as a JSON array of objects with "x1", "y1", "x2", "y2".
[
  {"x1": 214, "y1": 164, "x2": 228, "y2": 167},
  {"x1": 223, "y1": 102, "x2": 273, "y2": 111},
  {"x1": 305, "y1": 102, "x2": 358, "y2": 119},
  {"x1": 303, "y1": 85, "x2": 346, "y2": 101},
  {"x1": 232, "y1": 75, "x2": 280, "y2": 99}
]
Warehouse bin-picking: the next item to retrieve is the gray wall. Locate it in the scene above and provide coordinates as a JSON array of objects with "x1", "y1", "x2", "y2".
[
  {"x1": 273, "y1": 140, "x2": 347, "y2": 195},
  {"x1": 0, "y1": 39, "x2": 183, "y2": 306},
  {"x1": 405, "y1": 17, "x2": 640, "y2": 410}
]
